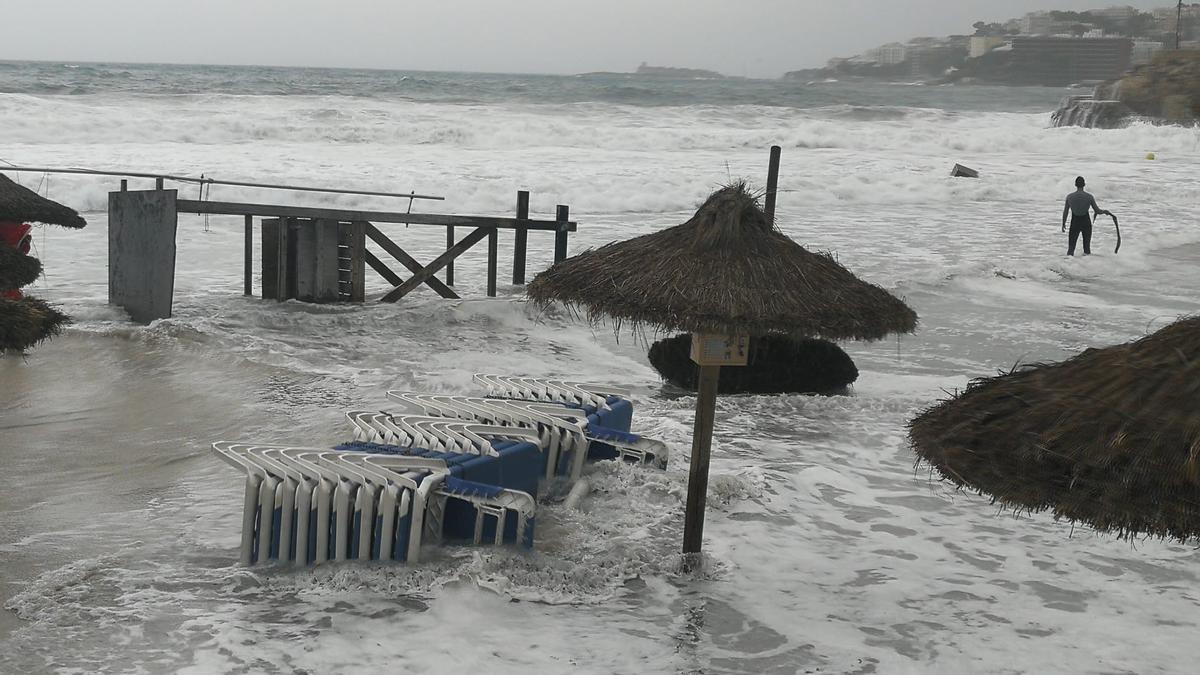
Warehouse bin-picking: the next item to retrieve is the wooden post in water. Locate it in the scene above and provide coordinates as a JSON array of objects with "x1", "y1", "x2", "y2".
[
  {"x1": 554, "y1": 205, "x2": 570, "y2": 263},
  {"x1": 682, "y1": 364, "x2": 721, "y2": 556},
  {"x1": 487, "y1": 226, "x2": 498, "y2": 297},
  {"x1": 446, "y1": 226, "x2": 455, "y2": 286},
  {"x1": 243, "y1": 215, "x2": 253, "y2": 296},
  {"x1": 512, "y1": 190, "x2": 529, "y2": 284},
  {"x1": 764, "y1": 145, "x2": 781, "y2": 224}
]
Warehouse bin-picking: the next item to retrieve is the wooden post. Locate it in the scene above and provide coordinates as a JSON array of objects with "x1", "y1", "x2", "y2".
[
  {"x1": 487, "y1": 226, "x2": 498, "y2": 297},
  {"x1": 554, "y1": 205, "x2": 570, "y2": 263},
  {"x1": 243, "y1": 215, "x2": 253, "y2": 296},
  {"x1": 120, "y1": 180, "x2": 128, "y2": 192},
  {"x1": 512, "y1": 190, "x2": 529, "y2": 284},
  {"x1": 350, "y1": 221, "x2": 366, "y2": 302},
  {"x1": 155, "y1": 177, "x2": 164, "y2": 190},
  {"x1": 683, "y1": 364, "x2": 720, "y2": 557},
  {"x1": 764, "y1": 145, "x2": 782, "y2": 225},
  {"x1": 446, "y1": 226, "x2": 455, "y2": 286}
]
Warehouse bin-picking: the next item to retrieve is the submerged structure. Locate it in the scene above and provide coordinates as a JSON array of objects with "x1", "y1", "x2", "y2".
[
  {"x1": 0, "y1": 174, "x2": 86, "y2": 352},
  {"x1": 213, "y1": 374, "x2": 668, "y2": 565},
  {"x1": 909, "y1": 316, "x2": 1200, "y2": 542},
  {"x1": 648, "y1": 333, "x2": 858, "y2": 395}
]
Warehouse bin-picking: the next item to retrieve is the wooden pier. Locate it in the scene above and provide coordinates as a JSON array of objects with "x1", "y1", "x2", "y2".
[{"x1": 108, "y1": 185, "x2": 576, "y2": 324}]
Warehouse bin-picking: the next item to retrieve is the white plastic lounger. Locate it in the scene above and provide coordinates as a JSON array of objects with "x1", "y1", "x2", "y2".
[
  {"x1": 379, "y1": 392, "x2": 669, "y2": 471},
  {"x1": 212, "y1": 442, "x2": 536, "y2": 566}
]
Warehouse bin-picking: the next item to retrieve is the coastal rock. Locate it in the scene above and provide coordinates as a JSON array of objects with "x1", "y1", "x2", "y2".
[
  {"x1": 1052, "y1": 50, "x2": 1200, "y2": 128},
  {"x1": 647, "y1": 333, "x2": 859, "y2": 395}
]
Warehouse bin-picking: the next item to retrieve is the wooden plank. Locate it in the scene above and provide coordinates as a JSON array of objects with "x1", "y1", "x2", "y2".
[
  {"x1": 177, "y1": 199, "x2": 577, "y2": 231},
  {"x1": 243, "y1": 215, "x2": 253, "y2": 296},
  {"x1": 380, "y1": 227, "x2": 489, "y2": 302},
  {"x1": 682, "y1": 364, "x2": 720, "y2": 559},
  {"x1": 262, "y1": 219, "x2": 280, "y2": 299},
  {"x1": 364, "y1": 250, "x2": 406, "y2": 287},
  {"x1": 554, "y1": 205, "x2": 570, "y2": 263},
  {"x1": 446, "y1": 226, "x2": 454, "y2": 286},
  {"x1": 512, "y1": 190, "x2": 529, "y2": 284},
  {"x1": 364, "y1": 223, "x2": 457, "y2": 299},
  {"x1": 487, "y1": 227, "x2": 498, "y2": 297},
  {"x1": 764, "y1": 145, "x2": 781, "y2": 224},
  {"x1": 294, "y1": 218, "x2": 339, "y2": 302},
  {"x1": 350, "y1": 221, "x2": 366, "y2": 302}
]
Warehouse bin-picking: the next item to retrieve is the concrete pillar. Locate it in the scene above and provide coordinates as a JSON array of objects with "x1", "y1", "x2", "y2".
[{"x1": 108, "y1": 189, "x2": 178, "y2": 324}]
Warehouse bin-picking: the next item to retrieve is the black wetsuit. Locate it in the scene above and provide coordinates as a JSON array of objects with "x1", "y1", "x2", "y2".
[{"x1": 1064, "y1": 189, "x2": 1100, "y2": 256}]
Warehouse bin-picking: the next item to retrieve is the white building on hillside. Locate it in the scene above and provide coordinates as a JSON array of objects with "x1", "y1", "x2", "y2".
[
  {"x1": 866, "y1": 43, "x2": 909, "y2": 65},
  {"x1": 1022, "y1": 12, "x2": 1053, "y2": 35},
  {"x1": 1131, "y1": 40, "x2": 1163, "y2": 65},
  {"x1": 969, "y1": 36, "x2": 1006, "y2": 58}
]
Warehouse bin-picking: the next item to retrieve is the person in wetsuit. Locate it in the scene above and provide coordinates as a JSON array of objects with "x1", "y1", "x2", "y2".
[{"x1": 1062, "y1": 176, "x2": 1109, "y2": 256}]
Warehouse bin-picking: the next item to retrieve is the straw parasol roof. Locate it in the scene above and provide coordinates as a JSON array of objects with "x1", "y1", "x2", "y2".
[
  {"x1": 909, "y1": 316, "x2": 1200, "y2": 542},
  {"x1": 0, "y1": 174, "x2": 87, "y2": 229},
  {"x1": 0, "y1": 245, "x2": 42, "y2": 290},
  {"x1": 0, "y1": 296, "x2": 70, "y2": 352},
  {"x1": 527, "y1": 184, "x2": 916, "y2": 340}
]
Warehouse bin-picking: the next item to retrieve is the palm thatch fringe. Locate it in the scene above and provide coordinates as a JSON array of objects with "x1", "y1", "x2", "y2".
[
  {"x1": 908, "y1": 316, "x2": 1200, "y2": 542},
  {"x1": 0, "y1": 245, "x2": 42, "y2": 290},
  {"x1": 0, "y1": 296, "x2": 70, "y2": 352},
  {"x1": 648, "y1": 333, "x2": 858, "y2": 394},
  {"x1": 527, "y1": 183, "x2": 916, "y2": 341},
  {"x1": 0, "y1": 174, "x2": 86, "y2": 229}
]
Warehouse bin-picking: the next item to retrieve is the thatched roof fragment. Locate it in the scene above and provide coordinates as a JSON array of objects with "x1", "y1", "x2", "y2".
[
  {"x1": 0, "y1": 174, "x2": 86, "y2": 229},
  {"x1": 0, "y1": 296, "x2": 70, "y2": 352},
  {"x1": 909, "y1": 316, "x2": 1200, "y2": 542},
  {"x1": 527, "y1": 184, "x2": 916, "y2": 340},
  {"x1": 0, "y1": 245, "x2": 42, "y2": 289}
]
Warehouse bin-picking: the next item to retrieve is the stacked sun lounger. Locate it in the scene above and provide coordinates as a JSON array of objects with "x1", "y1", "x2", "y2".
[{"x1": 213, "y1": 375, "x2": 668, "y2": 566}]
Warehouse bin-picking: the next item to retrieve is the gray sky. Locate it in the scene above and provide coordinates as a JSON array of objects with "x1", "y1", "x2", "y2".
[{"x1": 3, "y1": 1, "x2": 1170, "y2": 77}]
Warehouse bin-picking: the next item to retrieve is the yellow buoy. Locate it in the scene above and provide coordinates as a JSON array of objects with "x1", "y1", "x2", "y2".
[{"x1": 1146, "y1": 152, "x2": 1156, "y2": 160}]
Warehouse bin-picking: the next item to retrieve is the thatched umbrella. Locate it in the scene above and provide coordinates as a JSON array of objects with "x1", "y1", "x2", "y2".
[
  {"x1": 909, "y1": 316, "x2": 1200, "y2": 542},
  {"x1": 0, "y1": 174, "x2": 87, "y2": 229},
  {"x1": 528, "y1": 159, "x2": 917, "y2": 556}
]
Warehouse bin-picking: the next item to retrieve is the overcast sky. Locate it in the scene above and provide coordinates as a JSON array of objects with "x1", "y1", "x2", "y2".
[{"x1": 2, "y1": 1, "x2": 1170, "y2": 78}]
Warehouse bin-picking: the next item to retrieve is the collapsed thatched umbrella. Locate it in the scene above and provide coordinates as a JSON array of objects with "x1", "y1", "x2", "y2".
[
  {"x1": 0, "y1": 173, "x2": 87, "y2": 229},
  {"x1": 528, "y1": 161, "x2": 917, "y2": 556},
  {"x1": 1, "y1": 172, "x2": 86, "y2": 352},
  {"x1": 0, "y1": 245, "x2": 42, "y2": 290},
  {"x1": 909, "y1": 316, "x2": 1200, "y2": 542},
  {"x1": 0, "y1": 296, "x2": 70, "y2": 352}
]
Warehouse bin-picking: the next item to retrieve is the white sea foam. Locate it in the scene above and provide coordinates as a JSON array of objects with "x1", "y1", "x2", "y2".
[{"x1": 3, "y1": 71, "x2": 1200, "y2": 673}]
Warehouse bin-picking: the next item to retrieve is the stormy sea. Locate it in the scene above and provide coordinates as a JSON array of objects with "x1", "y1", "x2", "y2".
[{"x1": 2, "y1": 61, "x2": 1199, "y2": 673}]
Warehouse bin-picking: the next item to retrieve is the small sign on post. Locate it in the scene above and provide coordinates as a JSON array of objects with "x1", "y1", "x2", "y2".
[{"x1": 690, "y1": 334, "x2": 749, "y2": 366}]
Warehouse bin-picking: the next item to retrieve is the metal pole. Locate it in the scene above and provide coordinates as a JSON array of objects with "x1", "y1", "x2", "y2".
[
  {"x1": 0, "y1": 166, "x2": 444, "y2": 201},
  {"x1": 764, "y1": 145, "x2": 782, "y2": 225},
  {"x1": 682, "y1": 364, "x2": 720, "y2": 557}
]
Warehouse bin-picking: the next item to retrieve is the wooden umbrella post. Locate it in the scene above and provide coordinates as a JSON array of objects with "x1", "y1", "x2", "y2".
[
  {"x1": 682, "y1": 334, "x2": 748, "y2": 562},
  {"x1": 683, "y1": 363, "x2": 720, "y2": 556}
]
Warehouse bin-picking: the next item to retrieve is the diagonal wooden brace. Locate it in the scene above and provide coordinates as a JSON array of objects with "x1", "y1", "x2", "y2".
[
  {"x1": 364, "y1": 222, "x2": 459, "y2": 299},
  {"x1": 380, "y1": 226, "x2": 491, "y2": 302}
]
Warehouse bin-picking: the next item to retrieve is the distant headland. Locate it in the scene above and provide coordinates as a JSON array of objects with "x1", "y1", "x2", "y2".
[
  {"x1": 579, "y1": 62, "x2": 728, "y2": 79},
  {"x1": 784, "y1": 4, "x2": 1199, "y2": 87}
]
